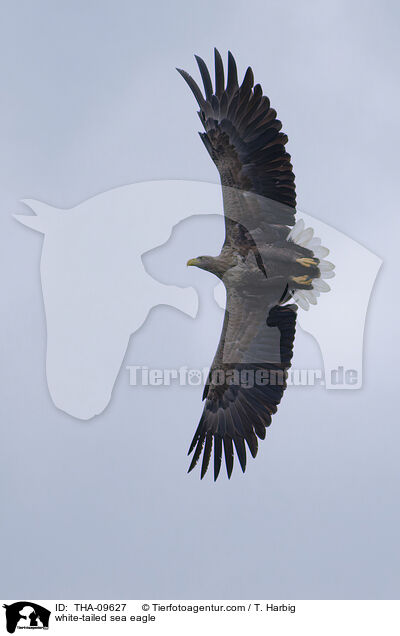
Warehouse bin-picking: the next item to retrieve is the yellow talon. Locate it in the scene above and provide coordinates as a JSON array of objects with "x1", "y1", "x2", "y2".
[
  {"x1": 291, "y1": 275, "x2": 312, "y2": 285},
  {"x1": 296, "y1": 257, "x2": 318, "y2": 267}
]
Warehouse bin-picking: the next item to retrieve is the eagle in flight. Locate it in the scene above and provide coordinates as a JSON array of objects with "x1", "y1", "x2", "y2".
[{"x1": 178, "y1": 50, "x2": 334, "y2": 480}]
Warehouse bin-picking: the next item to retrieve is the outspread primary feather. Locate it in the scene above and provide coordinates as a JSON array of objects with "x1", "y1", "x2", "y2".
[{"x1": 179, "y1": 50, "x2": 334, "y2": 479}]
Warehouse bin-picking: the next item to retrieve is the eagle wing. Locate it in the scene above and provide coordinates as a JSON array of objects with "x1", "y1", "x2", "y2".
[
  {"x1": 188, "y1": 272, "x2": 297, "y2": 480},
  {"x1": 177, "y1": 49, "x2": 296, "y2": 239}
]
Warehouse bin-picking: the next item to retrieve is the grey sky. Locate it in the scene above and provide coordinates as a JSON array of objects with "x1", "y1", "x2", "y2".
[{"x1": 0, "y1": 0, "x2": 399, "y2": 599}]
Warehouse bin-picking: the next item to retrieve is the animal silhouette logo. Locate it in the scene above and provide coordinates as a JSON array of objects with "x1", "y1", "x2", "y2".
[
  {"x1": 2, "y1": 602, "x2": 50, "y2": 633},
  {"x1": 14, "y1": 180, "x2": 381, "y2": 419}
]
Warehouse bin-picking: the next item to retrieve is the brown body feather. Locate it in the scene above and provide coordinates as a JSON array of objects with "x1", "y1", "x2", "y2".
[{"x1": 179, "y1": 50, "x2": 318, "y2": 479}]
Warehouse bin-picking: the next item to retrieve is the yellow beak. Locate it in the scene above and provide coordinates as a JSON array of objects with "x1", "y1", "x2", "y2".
[{"x1": 186, "y1": 258, "x2": 199, "y2": 267}]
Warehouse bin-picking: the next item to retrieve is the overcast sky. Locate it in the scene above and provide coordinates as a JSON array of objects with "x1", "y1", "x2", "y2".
[{"x1": 0, "y1": 0, "x2": 399, "y2": 599}]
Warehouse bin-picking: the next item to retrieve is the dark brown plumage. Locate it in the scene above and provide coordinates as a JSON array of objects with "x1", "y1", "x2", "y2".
[{"x1": 179, "y1": 50, "x2": 322, "y2": 480}]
